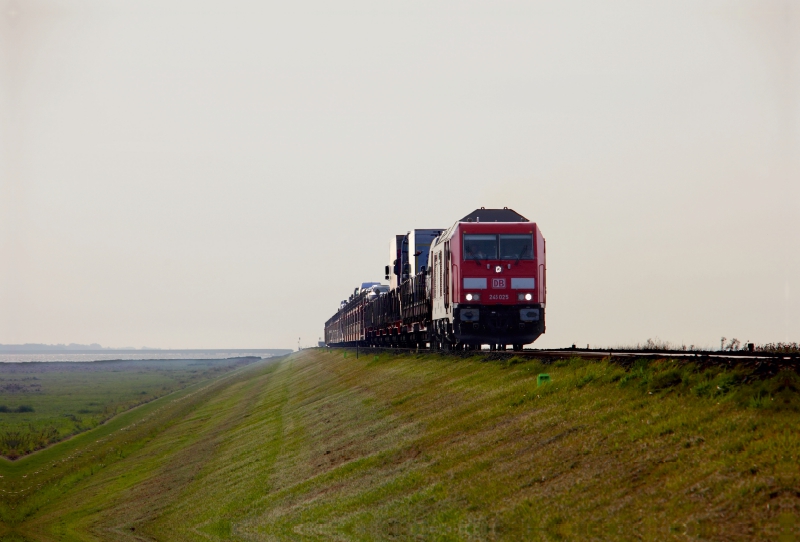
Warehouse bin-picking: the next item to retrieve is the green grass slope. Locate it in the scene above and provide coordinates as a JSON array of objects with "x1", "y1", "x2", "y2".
[
  {"x1": 0, "y1": 358, "x2": 258, "y2": 457},
  {"x1": 4, "y1": 350, "x2": 799, "y2": 541}
]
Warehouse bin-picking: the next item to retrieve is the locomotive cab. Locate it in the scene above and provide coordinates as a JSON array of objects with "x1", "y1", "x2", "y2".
[{"x1": 429, "y1": 208, "x2": 546, "y2": 350}]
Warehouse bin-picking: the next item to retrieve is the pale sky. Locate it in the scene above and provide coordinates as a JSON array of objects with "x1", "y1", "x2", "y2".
[{"x1": 1, "y1": 0, "x2": 798, "y2": 350}]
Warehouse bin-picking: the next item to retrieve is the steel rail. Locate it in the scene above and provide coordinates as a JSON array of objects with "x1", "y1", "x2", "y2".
[{"x1": 317, "y1": 345, "x2": 799, "y2": 376}]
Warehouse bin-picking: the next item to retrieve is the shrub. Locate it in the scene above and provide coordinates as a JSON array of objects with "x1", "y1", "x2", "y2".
[
  {"x1": 756, "y1": 342, "x2": 800, "y2": 353},
  {"x1": 0, "y1": 405, "x2": 35, "y2": 413},
  {"x1": 714, "y1": 373, "x2": 740, "y2": 395},
  {"x1": 747, "y1": 388, "x2": 771, "y2": 409},
  {"x1": 618, "y1": 373, "x2": 638, "y2": 388},
  {"x1": 649, "y1": 369, "x2": 683, "y2": 391},
  {"x1": 692, "y1": 381, "x2": 713, "y2": 397},
  {"x1": 504, "y1": 356, "x2": 527, "y2": 368}
]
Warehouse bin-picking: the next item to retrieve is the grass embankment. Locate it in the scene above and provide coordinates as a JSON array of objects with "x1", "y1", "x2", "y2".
[
  {"x1": 3, "y1": 350, "x2": 799, "y2": 541},
  {"x1": 0, "y1": 358, "x2": 257, "y2": 457}
]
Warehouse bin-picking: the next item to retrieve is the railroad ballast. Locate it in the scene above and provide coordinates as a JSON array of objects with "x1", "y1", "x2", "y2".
[{"x1": 324, "y1": 208, "x2": 546, "y2": 351}]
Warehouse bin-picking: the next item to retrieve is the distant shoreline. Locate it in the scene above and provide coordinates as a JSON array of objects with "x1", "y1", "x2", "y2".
[
  {"x1": 0, "y1": 348, "x2": 292, "y2": 354},
  {"x1": 0, "y1": 349, "x2": 293, "y2": 363}
]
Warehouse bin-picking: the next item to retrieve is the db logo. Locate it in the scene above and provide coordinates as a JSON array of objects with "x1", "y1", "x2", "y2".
[{"x1": 491, "y1": 278, "x2": 506, "y2": 289}]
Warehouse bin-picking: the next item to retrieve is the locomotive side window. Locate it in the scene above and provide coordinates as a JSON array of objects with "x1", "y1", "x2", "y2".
[
  {"x1": 463, "y1": 235, "x2": 497, "y2": 260},
  {"x1": 499, "y1": 234, "x2": 534, "y2": 260}
]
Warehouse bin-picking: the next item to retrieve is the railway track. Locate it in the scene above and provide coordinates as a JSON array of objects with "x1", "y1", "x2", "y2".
[{"x1": 320, "y1": 345, "x2": 800, "y2": 377}]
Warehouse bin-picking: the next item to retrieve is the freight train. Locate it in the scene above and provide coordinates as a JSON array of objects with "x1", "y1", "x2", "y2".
[{"x1": 324, "y1": 208, "x2": 546, "y2": 351}]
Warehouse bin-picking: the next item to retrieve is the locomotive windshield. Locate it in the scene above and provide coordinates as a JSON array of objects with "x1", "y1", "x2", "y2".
[
  {"x1": 499, "y1": 234, "x2": 533, "y2": 260},
  {"x1": 464, "y1": 234, "x2": 534, "y2": 261},
  {"x1": 463, "y1": 235, "x2": 497, "y2": 260}
]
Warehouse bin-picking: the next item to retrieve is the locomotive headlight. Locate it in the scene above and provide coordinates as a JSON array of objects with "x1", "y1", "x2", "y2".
[
  {"x1": 517, "y1": 293, "x2": 533, "y2": 301},
  {"x1": 466, "y1": 293, "x2": 473, "y2": 301},
  {"x1": 525, "y1": 293, "x2": 532, "y2": 301},
  {"x1": 466, "y1": 293, "x2": 480, "y2": 301}
]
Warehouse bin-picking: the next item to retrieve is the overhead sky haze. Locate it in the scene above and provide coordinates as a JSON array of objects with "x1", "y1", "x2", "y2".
[{"x1": 1, "y1": 0, "x2": 798, "y2": 350}]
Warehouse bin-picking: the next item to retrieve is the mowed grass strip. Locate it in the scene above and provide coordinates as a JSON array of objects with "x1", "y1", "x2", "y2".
[{"x1": 11, "y1": 350, "x2": 800, "y2": 541}]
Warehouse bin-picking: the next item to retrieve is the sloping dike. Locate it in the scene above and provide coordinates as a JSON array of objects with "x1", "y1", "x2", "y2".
[{"x1": 1, "y1": 349, "x2": 798, "y2": 541}]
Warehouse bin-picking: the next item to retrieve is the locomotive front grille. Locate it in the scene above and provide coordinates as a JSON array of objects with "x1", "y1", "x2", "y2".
[
  {"x1": 485, "y1": 311, "x2": 512, "y2": 332},
  {"x1": 453, "y1": 304, "x2": 545, "y2": 345}
]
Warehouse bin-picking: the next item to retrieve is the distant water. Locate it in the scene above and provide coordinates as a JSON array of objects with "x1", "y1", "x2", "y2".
[{"x1": 0, "y1": 350, "x2": 288, "y2": 363}]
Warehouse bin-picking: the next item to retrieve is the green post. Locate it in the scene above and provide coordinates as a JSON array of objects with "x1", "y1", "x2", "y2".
[{"x1": 537, "y1": 374, "x2": 551, "y2": 386}]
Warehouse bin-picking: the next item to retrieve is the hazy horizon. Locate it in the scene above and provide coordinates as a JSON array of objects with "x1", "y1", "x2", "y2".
[
  {"x1": 2, "y1": 0, "x2": 798, "y2": 350},
  {"x1": 0, "y1": 342, "x2": 291, "y2": 350}
]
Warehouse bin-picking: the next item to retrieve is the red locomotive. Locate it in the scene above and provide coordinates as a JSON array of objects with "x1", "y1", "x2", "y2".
[{"x1": 324, "y1": 208, "x2": 546, "y2": 351}]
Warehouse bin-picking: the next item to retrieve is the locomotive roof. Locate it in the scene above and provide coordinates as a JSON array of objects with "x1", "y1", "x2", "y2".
[
  {"x1": 460, "y1": 208, "x2": 528, "y2": 223},
  {"x1": 432, "y1": 208, "x2": 533, "y2": 247}
]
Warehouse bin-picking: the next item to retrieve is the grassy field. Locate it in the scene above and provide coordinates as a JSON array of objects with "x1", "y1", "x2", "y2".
[
  {"x1": 1, "y1": 349, "x2": 798, "y2": 541},
  {"x1": 0, "y1": 358, "x2": 260, "y2": 458}
]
